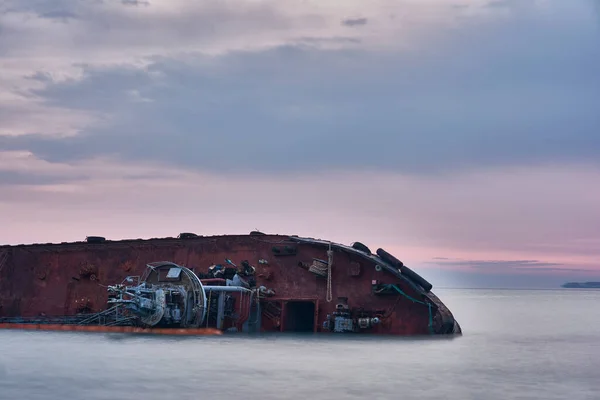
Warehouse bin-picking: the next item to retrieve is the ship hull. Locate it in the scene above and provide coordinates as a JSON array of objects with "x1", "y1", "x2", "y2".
[{"x1": 0, "y1": 233, "x2": 461, "y2": 336}]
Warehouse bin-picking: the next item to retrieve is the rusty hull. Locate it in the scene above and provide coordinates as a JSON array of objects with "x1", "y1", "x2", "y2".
[{"x1": 0, "y1": 233, "x2": 461, "y2": 336}]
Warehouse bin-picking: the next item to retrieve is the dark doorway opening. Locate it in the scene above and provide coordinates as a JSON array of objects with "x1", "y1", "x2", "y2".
[{"x1": 284, "y1": 301, "x2": 315, "y2": 332}]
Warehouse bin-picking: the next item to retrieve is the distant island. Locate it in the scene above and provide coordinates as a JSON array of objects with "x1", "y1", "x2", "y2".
[{"x1": 561, "y1": 282, "x2": 600, "y2": 289}]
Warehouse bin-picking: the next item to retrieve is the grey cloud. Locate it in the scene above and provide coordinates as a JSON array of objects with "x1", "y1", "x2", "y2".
[
  {"x1": 513, "y1": 267, "x2": 591, "y2": 272},
  {"x1": 486, "y1": 0, "x2": 513, "y2": 8},
  {"x1": 292, "y1": 36, "x2": 362, "y2": 45},
  {"x1": 341, "y1": 17, "x2": 368, "y2": 27},
  {"x1": 422, "y1": 259, "x2": 598, "y2": 288},
  {"x1": 0, "y1": 170, "x2": 88, "y2": 186},
  {"x1": 0, "y1": 0, "x2": 302, "y2": 57},
  {"x1": 121, "y1": 0, "x2": 150, "y2": 6},
  {"x1": 1, "y1": 1, "x2": 85, "y2": 17},
  {"x1": 510, "y1": 242, "x2": 600, "y2": 258},
  {"x1": 25, "y1": 71, "x2": 55, "y2": 83},
  {"x1": 419, "y1": 268, "x2": 600, "y2": 289},
  {"x1": 39, "y1": 10, "x2": 78, "y2": 21},
  {"x1": 429, "y1": 259, "x2": 564, "y2": 269},
  {"x1": 0, "y1": 165, "x2": 184, "y2": 187},
  {"x1": 483, "y1": 0, "x2": 537, "y2": 11},
  {"x1": 1, "y1": 3, "x2": 599, "y2": 176}
]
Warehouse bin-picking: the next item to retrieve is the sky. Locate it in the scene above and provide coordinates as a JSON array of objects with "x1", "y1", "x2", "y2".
[{"x1": 1, "y1": 0, "x2": 599, "y2": 288}]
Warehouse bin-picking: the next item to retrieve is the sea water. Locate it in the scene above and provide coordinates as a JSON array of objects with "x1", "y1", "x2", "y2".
[{"x1": 1, "y1": 289, "x2": 599, "y2": 400}]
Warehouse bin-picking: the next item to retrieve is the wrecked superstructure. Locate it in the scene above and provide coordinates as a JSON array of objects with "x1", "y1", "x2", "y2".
[{"x1": 0, "y1": 232, "x2": 461, "y2": 336}]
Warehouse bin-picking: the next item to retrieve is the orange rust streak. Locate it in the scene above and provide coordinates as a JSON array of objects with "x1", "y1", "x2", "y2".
[{"x1": 0, "y1": 323, "x2": 222, "y2": 336}]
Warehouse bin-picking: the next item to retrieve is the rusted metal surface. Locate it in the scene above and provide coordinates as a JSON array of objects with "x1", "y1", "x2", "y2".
[{"x1": 0, "y1": 233, "x2": 462, "y2": 336}]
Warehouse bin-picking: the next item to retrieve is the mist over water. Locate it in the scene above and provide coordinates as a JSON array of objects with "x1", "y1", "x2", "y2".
[{"x1": 1, "y1": 289, "x2": 599, "y2": 400}]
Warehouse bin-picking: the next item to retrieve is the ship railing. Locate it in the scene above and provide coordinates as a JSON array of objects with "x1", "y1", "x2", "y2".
[{"x1": 75, "y1": 305, "x2": 138, "y2": 326}]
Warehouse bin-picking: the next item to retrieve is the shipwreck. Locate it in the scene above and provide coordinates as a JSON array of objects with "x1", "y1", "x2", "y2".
[{"x1": 0, "y1": 232, "x2": 461, "y2": 336}]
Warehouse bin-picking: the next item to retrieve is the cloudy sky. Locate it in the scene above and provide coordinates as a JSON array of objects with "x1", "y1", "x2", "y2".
[{"x1": 1, "y1": 0, "x2": 599, "y2": 288}]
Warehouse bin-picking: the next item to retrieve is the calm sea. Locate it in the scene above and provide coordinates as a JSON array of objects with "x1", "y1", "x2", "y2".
[{"x1": 1, "y1": 289, "x2": 599, "y2": 400}]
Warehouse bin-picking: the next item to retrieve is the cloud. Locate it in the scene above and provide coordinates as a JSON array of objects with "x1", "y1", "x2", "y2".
[
  {"x1": 341, "y1": 17, "x2": 368, "y2": 27},
  {"x1": 432, "y1": 259, "x2": 564, "y2": 267},
  {"x1": 38, "y1": 10, "x2": 79, "y2": 22},
  {"x1": 0, "y1": 150, "x2": 191, "y2": 188},
  {"x1": 486, "y1": 0, "x2": 514, "y2": 8},
  {"x1": 513, "y1": 267, "x2": 591, "y2": 272},
  {"x1": 427, "y1": 257, "x2": 598, "y2": 276},
  {"x1": 121, "y1": 0, "x2": 150, "y2": 6},
  {"x1": 429, "y1": 258, "x2": 565, "y2": 269},
  {"x1": 0, "y1": 170, "x2": 86, "y2": 186},
  {"x1": 421, "y1": 257, "x2": 599, "y2": 288},
  {"x1": 2, "y1": 0, "x2": 471, "y2": 146},
  {"x1": 1, "y1": 0, "x2": 598, "y2": 175},
  {"x1": 0, "y1": 93, "x2": 99, "y2": 138},
  {"x1": 417, "y1": 268, "x2": 600, "y2": 289}
]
